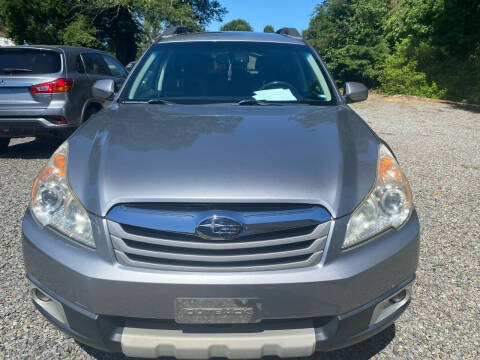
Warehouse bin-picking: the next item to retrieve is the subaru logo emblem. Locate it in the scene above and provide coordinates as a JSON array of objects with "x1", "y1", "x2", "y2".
[{"x1": 196, "y1": 216, "x2": 243, "y2": 240}]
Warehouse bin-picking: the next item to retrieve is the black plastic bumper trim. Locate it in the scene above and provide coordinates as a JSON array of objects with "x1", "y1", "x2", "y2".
[
  {"x1": 27, "y1": 272, "x2": 415, "y2": 355},
  {"x1": 27, "y1": 273, "x2": 123, "y2": 353},
  {"x1": 315, "y1": 275, "x2": 415, "y2": 351}
]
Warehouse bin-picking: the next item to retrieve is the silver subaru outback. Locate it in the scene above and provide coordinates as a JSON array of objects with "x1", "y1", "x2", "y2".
[
  {"x1": 0, "y1": 45, "x2": 127, "y2": 151},
  {"x1": 22, "y1": 29, "x2": 419, "y2": 358}
]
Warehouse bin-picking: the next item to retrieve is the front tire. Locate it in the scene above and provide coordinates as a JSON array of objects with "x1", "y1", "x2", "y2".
[{"x1": 0, "y1": 137, "x2": 10, "y2": 152}]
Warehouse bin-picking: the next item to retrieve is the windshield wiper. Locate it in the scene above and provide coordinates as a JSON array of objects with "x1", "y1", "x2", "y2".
[
  {"x1": 2, "y1": 68, "x2": 33, "y2": 74},
  {"x1": 147, "y1": 99, "x2": 176, "y2": 105},
  {"x1": 119, "y1": 99, "x2": 176, "y2": 105},
  {"x1": 236, "y1": 99, "x2": 283, "y2": 106}
]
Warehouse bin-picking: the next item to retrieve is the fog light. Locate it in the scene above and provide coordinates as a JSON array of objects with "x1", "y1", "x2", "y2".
[
  {"x1": 389, "y1": 289, "x2": 407, "y2": 304},
  {"x1": 31, "y1": 285, "x2": 69, "y2": 326},
  {"x1": 370, "y1": 284, "x2": 412, "y2": 326},
  {"x1": 35, "y1": 289, "x2": 51, "y2": 302}
]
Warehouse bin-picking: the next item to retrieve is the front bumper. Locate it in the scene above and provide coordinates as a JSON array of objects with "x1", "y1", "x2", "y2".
[
  {"x1": 28, "y1": 272, "x2": 413, "y2": 357},
  {"x1": 22, "y1": 208, "x2": 420, "y2": 356}
]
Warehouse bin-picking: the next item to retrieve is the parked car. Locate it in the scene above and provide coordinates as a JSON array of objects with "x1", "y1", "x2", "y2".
[
  {"x1": 22, "y1": 29, "x2": 419, "y2": 358},
  {"x1": 0, "y1": 45, "x2": 127, "y2": 151}
]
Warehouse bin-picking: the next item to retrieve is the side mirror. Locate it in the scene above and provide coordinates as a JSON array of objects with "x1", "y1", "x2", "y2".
[
  {"x1": 92, "y1": 79, "x2": 115, "y2": 100},
  {"x1": 125, "y1": 61, "x2": 136, "y2": 72},
  {"x1": 343, "y1": 82, "x2": 368, "y2": 103}
]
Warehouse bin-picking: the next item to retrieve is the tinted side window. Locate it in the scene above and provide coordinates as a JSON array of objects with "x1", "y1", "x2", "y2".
[
  {"x1": 103, "y1": 55, "x2": 127, "y2": 77},
  {"x1": 0, "y1": 49, "x2": 61, "y2": 75},
  {"x1": 75, "y1": 55, "x2": 85, "y2": 73},
  {"x1": 82, "y1": 53, "x2": 111, "y2": 76}
]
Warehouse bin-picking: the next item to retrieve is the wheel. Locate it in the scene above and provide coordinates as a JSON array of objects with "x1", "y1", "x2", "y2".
[
  {"x1": 0, "y1": 137, "x2": 10, "y2": 152},
  {"x1": 83, "y1": 105, "x2": 101, "y2": 122}
]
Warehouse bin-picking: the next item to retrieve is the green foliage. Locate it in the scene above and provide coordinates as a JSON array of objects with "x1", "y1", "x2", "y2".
[
  {"x1": 189, "y1": 0, "x2": 228, "y2": 28},
  {"x1": 304, "y1": 0, "x2": 390, "y2": 87},
  {"x1": 378, "y1": 37, "x2": 445, "y2": 98},
  {"x1": 80, "y1": 0, "x2": 225, "y2": 58},
  {"x1": 386, "y1": 0, "x2": 480, "y2": 58},
  {"x1": 220, "y1": 19, "x2": 253, "y2": 32},
  {"x1": 380, "y1": 0, "x2": 480, "y2": 103},
  {"x1": 304, "y1": 0, "x2": 480, "y2": 103},
  {"x1": 263, "y1": 25, "x2": 274, "y2": 33},
  {"x1": 0, "y1": 0, "x2": 66, "y2": 44},
  {"x1": 63, "y1": 15, "x2": 101, "y2": 48},
  {"x1": 0, "y1": 0, "x2": 226, "y2": 64}
]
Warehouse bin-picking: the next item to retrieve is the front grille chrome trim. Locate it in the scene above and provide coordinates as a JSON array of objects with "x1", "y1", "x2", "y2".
[
  {"x1": 107, "y1": 204, "x2": 331, "y2": 272},
  {"x1": 106, "y1": 203, "x2": 331, "y2": 236},
  {"x1": 111, "y1": 235, "x2": 325, "y2": 263},
  {"x1": 108, "y1": 221, "x2": 330, "y2": 250},
  {"x1": 115, "y1": 251, "x2": 324, "y2": 272}
]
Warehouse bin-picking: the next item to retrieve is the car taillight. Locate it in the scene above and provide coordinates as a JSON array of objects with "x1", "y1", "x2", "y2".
[{"x1": 30, "y1": 78, "x2": 74, "y2": 93}]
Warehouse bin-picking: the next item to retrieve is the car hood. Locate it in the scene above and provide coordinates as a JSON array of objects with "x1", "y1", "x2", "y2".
[{"x1": 68, "y1": 104, "x2": 379, "y2": 217}]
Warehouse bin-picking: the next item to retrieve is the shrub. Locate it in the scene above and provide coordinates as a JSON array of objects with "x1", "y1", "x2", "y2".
[{"x1": 379, "y1": 37, "x2": 446, "y2": 98}]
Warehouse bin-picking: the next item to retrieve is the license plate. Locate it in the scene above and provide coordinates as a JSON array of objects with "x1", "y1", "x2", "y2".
[{"x1": 174, "y1": 298, "x2": 262, "y2": 324}]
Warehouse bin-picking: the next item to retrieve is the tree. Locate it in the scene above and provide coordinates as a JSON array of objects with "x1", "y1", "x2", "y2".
[
  {"x1": 0, "y1": 0, "x2": 67, "y2": 45},
  {"x1": 378, "y1": 36, "x2": 446, "y2": 99},
  {"x1": 74, "y1": 0, "x2": 226, "y2": 60},
  {"x1": 0, "y1": 0, "x2": 227, "y2": 64},
  {"x1": 380, "y1": 0, "x2": 480, "y2": 103},
  {"x1": 303, "y1": 0, "x2": 480, "y2": 103},
  {"x1": 385, "y1": 0, "x2": 480, "y2": 59},
  {"x1": 263, "y1": 25, "x2": 274, "y2": 33},
  {"x1": 63, "y1": 15, "x2": 102, "y2": 48},
  {"x1": 304, "y1": 0, "x2": 390, "y2": 87},
  {"x1": 189, "y1": 0, "x2": 228, "y2": 28},
  {"x1": 220, "y1": 19, "x2": 253, "y2": 31}
]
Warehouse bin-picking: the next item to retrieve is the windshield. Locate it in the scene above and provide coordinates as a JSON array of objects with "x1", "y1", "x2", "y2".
[{"x1": 121, "y1": 42, "x2": 335, "y2": 105}]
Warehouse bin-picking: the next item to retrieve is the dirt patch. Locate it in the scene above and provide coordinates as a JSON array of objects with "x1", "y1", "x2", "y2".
[{"x1": 365, "y1": 92, "x2": 480, "y2": 113}]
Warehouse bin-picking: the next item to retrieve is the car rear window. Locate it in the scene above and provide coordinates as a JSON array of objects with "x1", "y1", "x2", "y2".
[{"x1": 0, "y1": 49, "x2": 61, "y2": 75}]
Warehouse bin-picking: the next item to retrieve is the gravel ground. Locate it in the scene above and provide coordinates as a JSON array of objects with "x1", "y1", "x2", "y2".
[{"x1": 0, "y1": 95, "x2": 479, "y2": 359}]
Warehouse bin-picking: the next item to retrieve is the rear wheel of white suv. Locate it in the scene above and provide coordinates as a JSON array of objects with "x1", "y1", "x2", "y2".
[{"x1": 0, "y1": 138, "x2": 10, "y2": 152}]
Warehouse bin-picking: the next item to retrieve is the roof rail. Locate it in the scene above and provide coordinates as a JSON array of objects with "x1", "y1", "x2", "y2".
[
  {"x1": 276, "y1": 28, "x2": 301, "y2": 38},
  {"x1": 162, "y1": 26, "x2": 191, "y2": 36}
]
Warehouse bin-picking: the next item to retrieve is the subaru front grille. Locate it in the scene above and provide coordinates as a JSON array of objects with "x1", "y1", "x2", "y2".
[{"x1": 106, "y1": 203, "x2": 331, "y2": 271}]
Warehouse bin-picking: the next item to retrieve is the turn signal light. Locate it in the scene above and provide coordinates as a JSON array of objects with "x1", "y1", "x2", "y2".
[
  {"x1": 53, "y1": 154, "x2": 66, "y2": 176},
  {"x1": 30, "y1": 78, "x2": 74, "y2": 93}
]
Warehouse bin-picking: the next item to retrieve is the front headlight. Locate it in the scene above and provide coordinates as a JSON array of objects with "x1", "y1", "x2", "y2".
[
  {"x1": 343, "y1": 144, "x2": 413, "y2": 249},
  {"x1": 30, "y1": 142, "x2": 95, "y2": 247}
]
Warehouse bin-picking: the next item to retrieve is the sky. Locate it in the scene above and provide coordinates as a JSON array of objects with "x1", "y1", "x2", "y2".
[{"x1": 206, "y1": 0, "x2": 319, "y2": 33}]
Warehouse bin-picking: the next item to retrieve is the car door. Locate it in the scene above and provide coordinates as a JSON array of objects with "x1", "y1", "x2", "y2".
[
  {"x1": 64, "y1": 53, "x2": 91, "y2": 124},
  {"x1": 82, "y1": 52, "x2": 126, "y2": 91}
]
